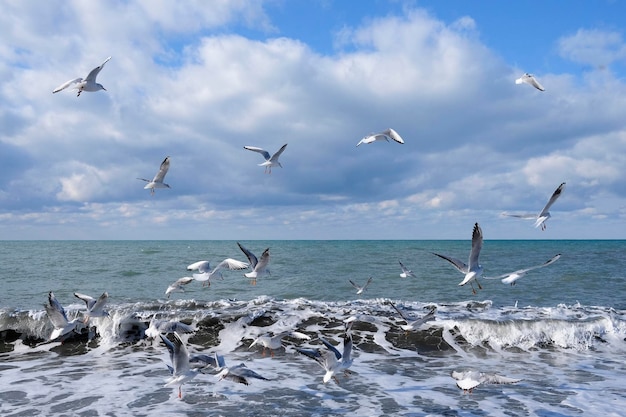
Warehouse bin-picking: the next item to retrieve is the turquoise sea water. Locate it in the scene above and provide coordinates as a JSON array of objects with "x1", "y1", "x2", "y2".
[{"x1": 1, "y1": 240, "x2": 625, "y2": 416}]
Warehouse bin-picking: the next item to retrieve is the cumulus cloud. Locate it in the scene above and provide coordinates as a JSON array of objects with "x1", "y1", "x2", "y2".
[{"x1": 558, "y1": 29, "x2": 626, "y2": 68}]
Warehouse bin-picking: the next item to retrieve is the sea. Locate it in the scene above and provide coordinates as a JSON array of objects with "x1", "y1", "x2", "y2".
[{"x1": 1, "y1": 240, "x2": 625, "y2": 417}]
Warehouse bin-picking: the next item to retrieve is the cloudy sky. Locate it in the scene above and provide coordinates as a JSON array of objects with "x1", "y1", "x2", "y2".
[{"x1": 1, "y1": 0, "x2": 626, "y2": 240}]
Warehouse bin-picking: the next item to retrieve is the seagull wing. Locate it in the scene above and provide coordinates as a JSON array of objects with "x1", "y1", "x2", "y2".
[
  {"x1": 389, "y1": 302, "x2": 410, "y2": 322},
  {"x1": 538, "y1": 182, "x2": 566, "y2": 217},
  {"x1": 501, "y1": 212, "x2": 538, "y2": 219},
  {"x1": 89, "y1": 292, "x2": 109, "y2": 314},
  {"x1": 527, "y1": 75, "x2": 545, "y2": 91},
  {"x1": 253, "y1": 248, "x2": 270, "y2": 272},
  {"x1": 187, "y1": 260, "x2": 210, "y2": 273},
  {"x1": 362, "y1": 277, "x2": 373, "y2": 291},
  {"x1": 468, "y1": 223, "x2": 483, "y2": 270},
  {"x1": 74, "y1": 292, "x2": 97, "y2": 310},
  {"x1": 480, "y1": 373, "x2": 522, "y2": 385},
  {"x1": 53, "y1": 77, "x2": 83, "y2": 93},
  {"x1": 320, "y1": 337, "x2": 342, "y2": 360},
  {"x1": 243, "y1": 146, "x2": 271, "y2": 161},
  {"x1": 85, "y1": 56, "x2": 111, "y2": 83},
  {"x1": 212, "y1": 258, "x2": 249, "y2": 273},
  {"x1": 44, "y1": 292, "x2": 69, "y2": 327},
  {"x1": 432, "y1": 252, "x2": 468, "y2": 274},
  {"x1": 492, "y1": 254, "x2": 562, "y2": 279},
  {"x1": 152, "y1": 156, "x2": 170, "y2": 183},
  {"x1": 383, "y1": 128, "x2": 404, "y2": 144},
  {"x1": 348, "y1": 279, "x2": 360, "y2": 290},
  {"x1": 237, "y1": 242, "x2": 258, "y2": 268},
  {"x1": 270, "y1": 144, "x2": 288, "y2": 162}
]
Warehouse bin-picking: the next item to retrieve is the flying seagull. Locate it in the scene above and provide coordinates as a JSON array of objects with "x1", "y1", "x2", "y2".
[
  {"x1": 349, "y1": 277, "x2": 373, "y2": 295},
  {"x1": 432, "y1": 222, "x2": 484, "y2": 294},
  {"x1": 44, "y1": 292, "x2": 82, "y2": 341},
  {"x1": 502, "y1": 182, "x2": 566, "y2": 231},
  {"x1": 53, "y1": 56, "x2": 112, "y2": 96},
  {"x1": 237, "y1": 242, "x2": 270, "y2": 285},
  {"x1": 73, "y1": 291, "x2": 109, "y2": 323},
  {"x1": 160, "y1": 333, "x2": 201, "y2": 399},
  {"x1": 186, "y1": 258, "x2": 249, "y2": 287},
  {"x1": 146, "y1": 319, "x2": 195, "y2": 339},
  {"x1": 243, "y1": 143, "x2": 288, "y2": 174},
  {"x1": 399, "y1": 260, "x2": 416, "y2": 278},
  {"x1": 451, "y1": 370, "x2": 521, "y2": 393},
  {"x1": 137, "y1": 156, "x2": 170, "y2": 195},
  {"x1": 296, "y1": 333, "x2": 354, "y2": 384},
  {"x1": 164, "y1": 276, "x2": 195, "y2": 298},
  {"x1": 485, "y1": 254, "x2": 561, "y2": 286},
  {"x1": 389, "y1": 302, "x2": 437, "y2": 332},
  {"x1": 215, "y1": 362, "x2": 269, "y2": 385},
  {"x1": 249, "y1": 330, "x2": 311, "y2": 357},
  {"x1": 356, "y1": 128, "x2": 404, "y2": 146},
  {"x1": 515, "y1": 73, "x2": 545, "y2": 91}
]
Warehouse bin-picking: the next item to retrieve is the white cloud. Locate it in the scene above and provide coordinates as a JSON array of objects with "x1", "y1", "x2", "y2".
[{"x1": 558, "y1": 29, "x2": 626, "y2": 68}]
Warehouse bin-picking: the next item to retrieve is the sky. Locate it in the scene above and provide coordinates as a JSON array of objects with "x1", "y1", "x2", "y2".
[{"x1": 1, "y1": 0, "x2": 626, "y2": 240}]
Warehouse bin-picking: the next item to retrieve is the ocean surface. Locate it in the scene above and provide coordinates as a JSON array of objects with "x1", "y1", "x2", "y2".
[{"x1": 1, "y1": 240, "x2": 625, "y2": 416}]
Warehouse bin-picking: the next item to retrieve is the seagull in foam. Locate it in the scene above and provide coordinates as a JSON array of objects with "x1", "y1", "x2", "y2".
[
  {"x1": 515, "y1": 73, "x2": 545, "y2": 91},
  {"x1": 502, "y1": 182, "x2": 565, "y2": 231},
  {"x1": 432, "y1": 222, "x2": 484, "y2": 294},
  {"x1": 53, "y1": 56, "x2": 111, "y2": 96},
  {"x1": 249, "y1": 330, "x2": 311, "y2": 357},
  {"x1": 44, "y1": 292, "x2": 82, "y2": 341},
  {"x1": 451, "y1": 370, "x2": 521, "y2": 393},
  {"x1": 74, "y1": 291, "x2": 109, "y2": 323},
  {"x1": 296, "y1": 332, "x2": 354, "y2": 384},
  {"x1": 356, "y1": 128, "x2": 404, "y2": 147},
  {"x1": 137, "y1": 156, "x2": 171, "y2": 195}
]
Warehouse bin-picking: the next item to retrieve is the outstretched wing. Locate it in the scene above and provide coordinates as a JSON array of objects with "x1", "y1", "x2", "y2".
[
  {"x1": 468, "y1": 223, "x2": 483, "y2": 270},
  {"x1": 53, "y1": 77, "x2": 83, "y2": 93},
  {"x1": 85, "y1": 56, "x2": 111, "y2": 82},
  {"x1": 243, "y1": 146, "x2": 271, "y2": 161},
  {"x1": 213, "y1": 258, "x2": 249, "y2": 272},
  {"x1": 538, "y1": 182, "x2": 566, "y2": 217},
  {"x1": 44, "y1": 292, "x2": 69, "y2": 327},
  {"x1": 432, "y1": 252, "x2": 468, "y2": 274},
  {"x1": 237, "y1": 242, "x2": 258, "y2": 268},
  {"x1": 152, "y1": 156, "x2": 170, "y2": 183},
  {"x1": 389, "y1": 301, "x2": 410, "y2": 322},
  {"x1": 382, "y1": 128, "x2": 404, "y2": 144},
  {"x1": 269, "y1": 144, "x2": 288, "y2": 162}
]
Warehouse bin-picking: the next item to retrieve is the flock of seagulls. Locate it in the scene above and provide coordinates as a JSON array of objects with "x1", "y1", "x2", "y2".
[{"x1": 47, "y1": 57, "x2": 562, "y2": 397}]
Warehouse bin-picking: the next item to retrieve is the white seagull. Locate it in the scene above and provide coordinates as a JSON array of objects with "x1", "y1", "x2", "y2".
[
  {"x1": 502, "y1": 182, "x2": 566, "y2": 231},
  {"x1": 137, "y1": 156, "x2": 170, "y2": 195},
  {"x1": 160, "y1": 333, "x2": 200, "y2": 399},
  {"x1": 356, "y1": 128, "x2": 404, "y2": 147},
  {"x1": 215, "y1": 362, "x2": 269, "y2": 385},
  {"x1": 390, "y1": 302, "x2": 437, "y2": 332},
  {"x1": 297, "y1": 333, "x2": 354, "y2": 384},
  {"x1": 485, "y1": 254, "x2": 561, "y2": 286},
  {"x1": 243, "y1": 144, "x2": 288, "y2": 174},
  {"x1": 73, "y1": 291, "x2": 109, "y2": 323},
  {"x1": 186, "y1": 258, "x2": 249, "y2": 287},
  {"x1": 164, "y1": 276, "x2": 195, "y2": 298},
  {"x1": 237, "y1": 242, "x2": 270, "y2": 285},
  {"x1": 451, "y1": 370, "x2": 521, "y2": 393},
  {"x1": 515, "y1": 73, "x2": 545, "y2": 91},
  {"x1": 249, "y1": 330, "x2": 311, "y2": 357},
  {"x1": 432, "y1": 223, "x2": 484, "y2": 294},
  {"x1": 349, "y1": 277, "x2": 373, "y2": 295},
  {"x1": 146, "y1": 319, "x2": 195, "y2": 339},
  {"x1": 44, "y1": 292, "x2": 82, "y2": 341},
  {"x1": 399, "y1": 260, "x2": 416, "y2": 278},
  {"x1": 53, "y1": 56, "x2": 112, "y2": 97}
]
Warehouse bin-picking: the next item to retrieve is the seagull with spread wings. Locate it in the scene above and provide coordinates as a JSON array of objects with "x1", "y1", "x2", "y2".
[
  {"x1": 356, "y1": 128, "x2": 404, "y2": 146},
  {"x1": 485, "y1": 254, "x2": 561, "y2": 286},
  {"x1": 515, "y1": 73, "x2": 545, "y2": 91},
  {"x1": 502, "y1": 182, "x2": 566, "y2": 231},
  {"x1": 237, "y1": 242, "x2": 270, "y2": 285},
  {"x1": 186, "y1": 258, "x2": 249, "y2": 287},
  {"x1": 243, "y1": 144, "x2": 287, "y2": 174},
  {"x1": 137, "y1": 156, "x2": 171, "y2": 195},
  {"x1": 53, "y1": 57, "x2": 111, "y2": 97}
]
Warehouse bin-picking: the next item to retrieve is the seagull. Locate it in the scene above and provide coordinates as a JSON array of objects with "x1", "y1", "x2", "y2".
[
  {"x1": 389, "y1": 302, "x2": 437, "y2": 332},
  {"x1": 515, "y1": 73, "x2": 545, "y2": 91},
  {"x1": 243, "y1": 144, "x2": 288, "y2": 174},
  {"x1": 485, "y1": 254, "x2": 561, "y2": 286},
  {"x1": 297, "y1": 333, "x2": 354, "y2": 384},
  {"x1": 73, "y1": 291, "x2": 109, "y2": 323},
  {"x1": 399, "y1": 260, "x2": 416, "y2": 278},
  {"x1": 44, "y1": 292, "x2": 82, "y2": 341},
  {"x1": 53, "y1": 56, "x2": 111, "y2": 97},
  {"x1": 451, "y1": 370, "x2": 522, "y2": 393},
  {"x1": 502, "y1": 182, "x2": 566, "y2": 231},
  {"x1": 164, "y1": 276, "x2": 195, "y2": 298},
  {"x1": 137, "y1": 156, "x2": 170, "y2": 195},
  {"x1": 432, "y1": 222, "x2": 484, "y2": 294},
  {"x1": 249, "y1": 330, "x2": 311, "y2": 357},
  {"x1": 189, "y1": 351, "x2": 226, "y2": 372},
  {"x1": 349, "y1": 277, "x2": 373, "y2": 295},
  {"x1": 186, "y1": 258, "x2": 249, "y2": 287},
  {"x1": 356, "y1": 128, "x2": 404, "y2": 147},
  {"x1": 160, "y1": 333, "x2": 200, "y2": 399},
  {"x1": 237, "y1": 242, "x2": 270, "y2": 285},
  {"x1": 215, "y1": 362, "x2": 269, "y2": 385},
  {"x1": 145, "y1": 319, "x2": 195, "y2": 339}
]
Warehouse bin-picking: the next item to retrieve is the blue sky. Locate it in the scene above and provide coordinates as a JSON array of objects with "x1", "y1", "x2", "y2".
[{"x1": 1, "y1": 0, "x2": 626, "y2": 240}]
